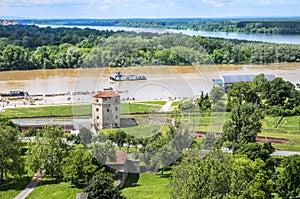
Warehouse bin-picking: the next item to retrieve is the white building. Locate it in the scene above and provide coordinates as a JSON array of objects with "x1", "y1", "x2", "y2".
[{"x1": 92, "y1": 90, "x2": 120, "y2": 129}]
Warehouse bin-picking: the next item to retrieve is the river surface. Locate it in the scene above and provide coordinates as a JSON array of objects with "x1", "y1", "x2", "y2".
[
  {"x1": 36, "y1": 24, "x2": 300, "y2": 44},
  {"x1": 0, "y1": 64, "x2": 299, "y2": 101}
]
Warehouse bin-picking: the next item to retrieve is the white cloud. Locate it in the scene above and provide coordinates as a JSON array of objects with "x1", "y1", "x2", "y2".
[{"x1": 201, "y1": 0, "x2": 224, "y2": 7}]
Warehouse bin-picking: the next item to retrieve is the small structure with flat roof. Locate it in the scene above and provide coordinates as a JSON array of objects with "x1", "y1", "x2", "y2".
[
  {"x1": 213, "y1": 74, "x2": 276, "y2": 91},
  {"x1": 92, "y1": 90, "x2": 120, "y2": 129}
]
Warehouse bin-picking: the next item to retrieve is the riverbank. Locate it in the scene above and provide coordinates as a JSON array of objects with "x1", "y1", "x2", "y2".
[{"x1": 0, "y1": 63, "x2": 299, "y2": 102}]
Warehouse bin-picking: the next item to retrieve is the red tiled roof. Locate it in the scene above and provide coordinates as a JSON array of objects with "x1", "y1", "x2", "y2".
[
  {"x1": 93, "y1": 90, "x2": 120, "y2": 98},
  {"x1": 106, "y1": 150, "x2": 127, "y2": 165}
]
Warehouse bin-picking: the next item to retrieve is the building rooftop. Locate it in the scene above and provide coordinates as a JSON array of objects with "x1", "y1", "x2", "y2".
[
  {"x1": 93, "y1": 90, "x2": 120, "y2": 98},
  {"x1": 106, "y1": 150, "x2": 127, "y2": 165},
  {"x1": 222, "y1": 74, "x2": 276, "y2": 84}
]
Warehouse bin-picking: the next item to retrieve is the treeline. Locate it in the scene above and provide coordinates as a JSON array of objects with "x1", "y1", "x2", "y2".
[
  {"x1": 17, "y1": 18, "x2": 300, "y2": 34},
  {"x1": 1, "y1": 25, "x2": 300, "y2": 71},
  {"x1": 197, "y1": 20, "x2": 300, "y2": 34},
  {"x1": 118, "y1": 19, "x2": 300, "y2": 34}
]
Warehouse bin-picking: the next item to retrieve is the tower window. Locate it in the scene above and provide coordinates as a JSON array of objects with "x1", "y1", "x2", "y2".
[
  {"x1": 97, "y1": 116, "x2": 99, "y2": 119},
  {"x1": 96, "y1": 108, "x2": 99, "y2": 112},
  {"x1": 107, "y1": 109, "x2": 109, "y2": 112}
]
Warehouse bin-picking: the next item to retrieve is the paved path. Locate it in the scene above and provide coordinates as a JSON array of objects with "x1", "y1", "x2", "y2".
[
  {"x1": 14, "y1": 172, "x2": 44, "y2": 199},
  {"x1": 273, "y1": 150, "x2": 300, "y2": 156},
  {"x1": 159, "y1": 100, "x2": 173, "y2": 112}
]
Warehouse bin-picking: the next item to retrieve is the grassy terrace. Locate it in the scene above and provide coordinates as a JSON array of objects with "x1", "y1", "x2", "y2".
[
  {"x1": 26, "y1": 178, "x2": 82, "y2": 199},
  {"x1": 0, "y1": 100, "x2": 167, "y2": 118},
  {"x1": 122, "y1": 172, "x2": 171, "y2": 199},
  {"x1": 1, "y1": 102, "x2": 300, "y2": 150}
]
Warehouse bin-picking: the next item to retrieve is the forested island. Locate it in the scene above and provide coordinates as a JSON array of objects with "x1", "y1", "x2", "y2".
[{"x1": 0, "y1": 24, "x2": 300, "y2": 71}]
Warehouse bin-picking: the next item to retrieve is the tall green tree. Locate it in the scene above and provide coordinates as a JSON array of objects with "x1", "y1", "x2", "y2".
[
  {"x1": 227, "y1": 81, "x2": 260, "y2": 106},
  {"x1": 276, "y1": 155, "x2": 300, "y2": 199},
  {"x1": 78, "y1": 127, "x2": 93, "y2": 148},
  {"x1": 222, "y1": 102, "x2": 263, "y2": 149},
  {"x1": 26, "y1": 126, "x2": 68, "y2": 178},
  {"x1": 62, "y1": 149, "x2": 100, "y2": 185},
  {"x1": 210, "y1": 86, "x2": 225, "y2": 104},
  {"x1": 0, "y1": 118, "x2": 24, "y2": 184},
  {"x1": 108, "y1": 130, "x2": 127, "y2": 149},
  {"x1": 264, "y1": 77, "x2": 295, "y2": 106},
  {"x1": 91, "y1": 140, "x2": 116, "y2": 164},
  {"x1": 84, "y1": 170, "x2": 125, "y2": 199}
]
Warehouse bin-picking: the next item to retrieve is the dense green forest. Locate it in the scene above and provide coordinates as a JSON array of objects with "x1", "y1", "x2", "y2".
[
  {"x1": 0, "y1": 24, "x2": 300, "y2": 71},
  {"x1": 17, "y1": 18, "x2": 300, "y2": 34}
]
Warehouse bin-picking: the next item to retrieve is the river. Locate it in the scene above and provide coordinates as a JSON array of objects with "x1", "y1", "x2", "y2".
[
  {"x1": 0, "y1": 64, "x2": 299, "y2": 102},
  {"x1": 36, "y1": 24, "x2": 300, "y2": 44}
]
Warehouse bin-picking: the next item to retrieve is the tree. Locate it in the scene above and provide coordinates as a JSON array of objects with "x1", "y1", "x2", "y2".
[
  {"x1": 91, "y1": 140, "x2": 116, "y2": 164},
  {"x1": 108, "y1": 130, "x2": 127, "y2": 149},
  {"x1": 252, "y1": 73, "x2": 269, "y2": 93},
  {"x1": 178, "y1": 99, "x2": 195, "y2": 112},
  {"x1": 222, "y1": 102, "x2": 263, "y2": 149},
  {"x1": 227, "y1": 81, "x2": 260, "y2": 106},
  {"x1": 26, "y1": 126, "x2": 68, "y2": 178},
  {"x1": 0, "y1": 118, "x2": 24, "y2": 184},
  {"x1": 202, "y1": 132, "x2": 218, "y2": 150},
  {"x1": 62, "y1": 149, "x2": 100, "y2": 185},
  {"x1": 276, "y1": 155, "x2": 300, "y2": 199},
  {"x1": 197, "y1": 91, "x2": 211, "y2": 113},
  {"x1": 84, "y1": 170, "x2": 125, "y2": 199},
  {"x1": 210, "y1": 86, "x2": 225, "y2": 104},
  {"x1": 170, "y1": 150, "x2": 273, "y2": 199},
  {"x1": 265, "y1": 77, "x2": 295, "y2": 106},
  {"x1": 235, "y1": 142, "x2": 275, "y2": 162},
  {"x1": 78, "y1": 127, "x2": 93, "y2": 147}
]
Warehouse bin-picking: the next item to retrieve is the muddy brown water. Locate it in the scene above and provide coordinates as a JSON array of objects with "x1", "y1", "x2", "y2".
[{"x1": 0, "y1": 63, "x2": 299, "y2": 101}]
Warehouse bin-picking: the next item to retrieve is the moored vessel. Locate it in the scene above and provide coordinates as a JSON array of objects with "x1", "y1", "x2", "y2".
[{"x1": 110, "y1": 71, "x2": 147, "y2": 81}]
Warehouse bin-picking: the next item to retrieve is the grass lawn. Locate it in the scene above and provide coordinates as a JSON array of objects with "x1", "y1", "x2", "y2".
[
  {"x1": 26, "y1": 178, "x2": 82, "y2": 199},
  {"x1": 136, "y1": 101, "x2": 167, "y2": 106},
  {"x1": 0, "y1": 101, "x2": 161, "y2": 118},
  {"x1": 120, "y1": 103, "x2": 162, "y2": 114},
  {"x1": 272, "y1": 143, "x2": 300, "y2": 151},
  {"x1": 0, "y1": 104, "x2": 92, "y2": 118},
  {"x1": 171, "y1": 101, "x2": 180, "y2": 107},
  {"x1": 102, "y1": 124, "x2": 170, "y2": 138},
  {"x1": 0, "y1": 177, "x2": 31, "y2": 199},
  {"x1": 121, "y1": 124, "x2": 166, "y2": 137},
  {"x1": 122, "y1": 171, "x2": 171, "y2": 199}
]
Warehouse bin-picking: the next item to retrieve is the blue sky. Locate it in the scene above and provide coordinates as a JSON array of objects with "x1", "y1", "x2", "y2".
[{"x1": 0, "y1": 0, "x2": 299, "y2": 19}]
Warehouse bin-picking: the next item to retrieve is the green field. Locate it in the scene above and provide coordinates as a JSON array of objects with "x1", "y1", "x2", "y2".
[
  {"x1": 122, "y1": 172, "x2": 171, "y2": 199},
  {"x1": 136, "y1": 101, "x2": 167, "y2": 106},
  {"x1": 0, "y1": 104, "x2": 92, "y2": 118},
  {"x1": 120, "y1": 102, "x2": 162, "y2": 114},
  {"x1": 0, "y1": 101, "x2": 163, "y2": 118},
  {"x1": 26, "y1": 178, "x2": 82, "y2": 199}
]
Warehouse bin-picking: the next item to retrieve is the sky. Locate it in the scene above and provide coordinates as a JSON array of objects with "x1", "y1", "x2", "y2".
[{"x1": 0, "y1": 0, "x2": 299, "y2": 19}]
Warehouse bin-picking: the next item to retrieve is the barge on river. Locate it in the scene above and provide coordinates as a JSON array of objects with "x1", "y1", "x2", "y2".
[
  {"x1": 110, "y1": 71, "x2": 146, "y2": 82},
  {"x1": 0, "y1": 90, "x2": 28, "y2": 97}
]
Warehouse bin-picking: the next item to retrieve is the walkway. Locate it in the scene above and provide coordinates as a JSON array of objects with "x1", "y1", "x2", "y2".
[
  {"x1": 159, "y1": 100, "x2": 174, "y2": 112},
  {"x1": 14, "y1": 172, "x2": 44, "y2": 199}
]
